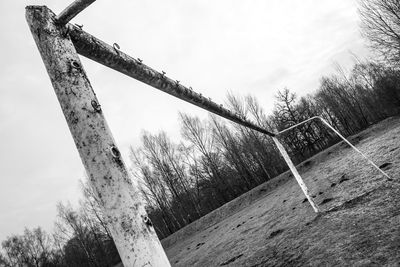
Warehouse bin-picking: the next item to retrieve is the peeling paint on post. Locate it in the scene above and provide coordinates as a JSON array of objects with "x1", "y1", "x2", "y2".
[{"x1": 26, "y1": 6, "x2": 171, "y2": 266}]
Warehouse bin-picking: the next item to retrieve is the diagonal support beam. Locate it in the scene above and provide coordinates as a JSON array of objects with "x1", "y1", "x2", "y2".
[
  {"x1": 26, "y1": 6, "x2": 171, "y2": 266},
  {"x1": 55, "y1": 0, "x2": 96, "y2": 25},
  {"x1": 67, "y1": 25, "x2": 276, "y2": 137}
]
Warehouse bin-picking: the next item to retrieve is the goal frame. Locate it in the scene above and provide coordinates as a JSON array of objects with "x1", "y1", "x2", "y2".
[{"x1": 26, "y1": 1, "x2": 391, "y2": 265}]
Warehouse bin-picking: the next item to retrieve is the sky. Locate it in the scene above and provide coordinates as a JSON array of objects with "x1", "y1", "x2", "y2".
[{"x1": 0, "y1": 0, "x2": 370, "y2": 241}]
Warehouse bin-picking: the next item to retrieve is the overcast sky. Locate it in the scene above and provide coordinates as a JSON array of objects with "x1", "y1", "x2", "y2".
[{"x1": 0, "y1": 0, "x2": 369, "y2": 241}]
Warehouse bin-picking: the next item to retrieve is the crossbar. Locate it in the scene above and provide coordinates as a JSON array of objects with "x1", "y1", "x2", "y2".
[
  {"x1": 67, "y1": 25, "x2": 276, "y2": 137},
  {"x1": 64, "y1": 24, "x2": 325, "y2": 213}
]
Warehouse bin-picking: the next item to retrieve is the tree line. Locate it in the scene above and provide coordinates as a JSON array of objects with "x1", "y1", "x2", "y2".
[
  {"x1": 0, "y1": 181, "x2": 121, "y2": 267},
  {"x1": 1, "y1": 0, "x2": 399, "y2": 265},
  {"x1": 130, "y1": 59, "x2": 400, "y2": 239}
]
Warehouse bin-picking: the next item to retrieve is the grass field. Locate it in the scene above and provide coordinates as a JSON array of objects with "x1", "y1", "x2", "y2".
[{"x1": 161, "y1": 116, "x2": 400, "y2": 266}]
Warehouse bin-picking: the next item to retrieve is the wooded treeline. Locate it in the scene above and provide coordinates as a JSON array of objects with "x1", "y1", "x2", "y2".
[
  {"x1": 1, "y1": 0, "x2": 400, "y2": 265},
  {"x1": 0, "y1": 182, "x2": 122, "y2": 267},
  {"x1": 131, "y1": 60, "x2": 400, "y2": 239}
]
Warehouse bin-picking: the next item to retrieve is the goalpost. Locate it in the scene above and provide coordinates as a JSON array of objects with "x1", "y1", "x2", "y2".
[
  {"x1": 276, "y1": 116, "x2": 392, "y2": 181},
  {"x1": 26, "y1": 1, "x2": 391, "y2": 265}
]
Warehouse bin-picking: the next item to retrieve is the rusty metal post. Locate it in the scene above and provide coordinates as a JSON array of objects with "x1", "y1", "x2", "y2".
[
  {"x1": 55, "y1": 0, "x2": 96, "y2": 25},
  {"x1": 26, "y1": 6, "x2": 171, "y2": 266}
]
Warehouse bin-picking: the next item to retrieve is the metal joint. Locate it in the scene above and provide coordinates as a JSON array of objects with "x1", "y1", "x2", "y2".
[
  {"x1": 62, "y1": 25, "x2": 71, "y2": 38},
  {"x1": 74, "y1": 23, "x2": 83, "y2": 30},
  {"x1": 113, "y1": 43, "x2": 120, "y2": 55},
  {"x1": 143, "y1": 216, "x2": 153, "y2": 227},
  {"x1": 70, "y1": 60, "x2": 82, "y2": 70},
  {"x1": 110, "y1": 146, "x2": 121, "y2": 159},
  {"x1": 91, "y1": 100, "x2": 101, "y2": 112}
]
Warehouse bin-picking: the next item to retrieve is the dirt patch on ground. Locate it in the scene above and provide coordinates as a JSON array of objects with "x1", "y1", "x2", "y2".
[
  {"x1": 246, "y1": 183, "x2": 400, "y2": 266},
  {"x1": 162, "y1": 116, "x2": 400, "y2": 266}
]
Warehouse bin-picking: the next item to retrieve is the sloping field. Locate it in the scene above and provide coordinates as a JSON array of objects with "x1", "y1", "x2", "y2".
[{"x1": 162, "y1": 116, "x2": 400, "y2": 266}]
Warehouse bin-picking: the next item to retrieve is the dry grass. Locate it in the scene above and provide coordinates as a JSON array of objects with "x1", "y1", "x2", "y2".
[{"x1": 162, "y1": 116, "x2": 400, "y2": 266}]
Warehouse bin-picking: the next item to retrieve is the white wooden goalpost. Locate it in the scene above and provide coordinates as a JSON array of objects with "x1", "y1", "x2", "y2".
[{"x1": 25, "y1": 0, "x2": 392, "y2": 265}]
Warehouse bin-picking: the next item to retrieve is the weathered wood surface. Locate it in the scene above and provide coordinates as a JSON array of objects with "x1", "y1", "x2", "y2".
[
  {"x1": 67, "y1": 25, "x2": 276, "y2": 137},
  {"x1": 26, "y1": 5, "x2": 171, "y2": 266},
  {"x1": 55, "y1": 0, "x2": 96, "y2": 25}
]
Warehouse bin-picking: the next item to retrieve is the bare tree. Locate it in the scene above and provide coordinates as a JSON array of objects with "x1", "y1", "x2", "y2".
[
  {"x1": 359, "y1": 0, "x2": 400, "y2": 64},
  {"x1": 179, "y1": 113, "x2": 234, "y2": 202},
  {"x1": 226, "y1": 94, "x2": 279, "y2": 181},
  {"x1": 130, "y1": 145, "x2": 185, "y2": 236},
  {"x1": 0, "y1": 227, "x2": 62, "y2": 267}
]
